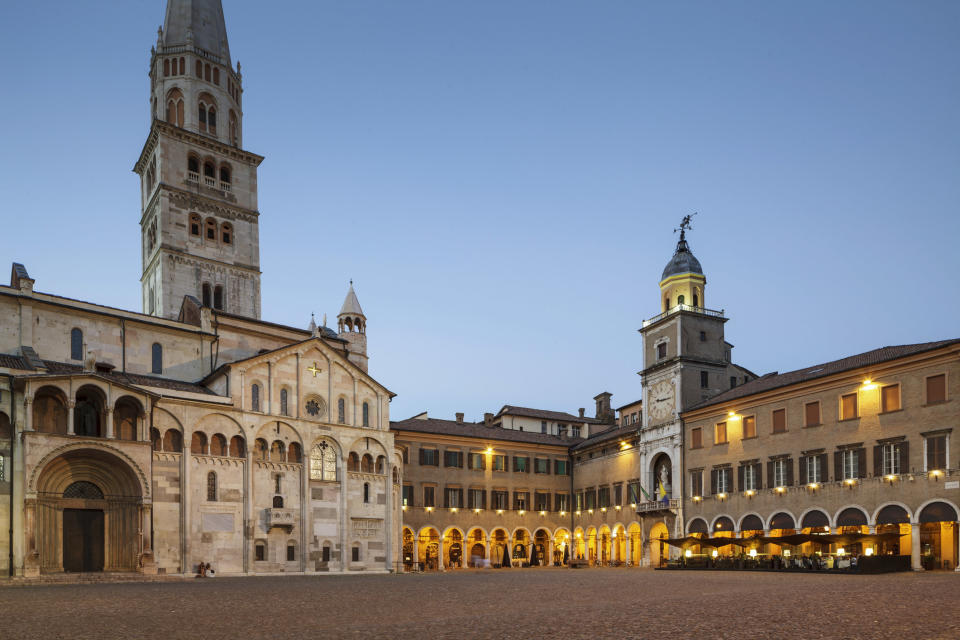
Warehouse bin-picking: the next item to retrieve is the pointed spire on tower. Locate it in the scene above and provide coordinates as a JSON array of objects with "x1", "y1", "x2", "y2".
[
  {"x1": 339, "y1": 280, "x2": 364, "y2": 317},
  {"x1": 162, "y1": 0, "x2": 231, "y2": 64},
  {"x1": 308, "y1": 313, "x2": 318, "y2": 337}
]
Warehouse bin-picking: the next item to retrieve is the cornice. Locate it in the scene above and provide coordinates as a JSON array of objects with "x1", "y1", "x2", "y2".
[{"x1": 134, "y1": 119, "x2": 263, "y2": 173}]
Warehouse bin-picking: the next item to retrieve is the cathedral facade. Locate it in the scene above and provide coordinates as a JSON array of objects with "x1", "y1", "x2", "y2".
[{"x1": 0, "y1": 0, "x2": 400, "y2": 577}]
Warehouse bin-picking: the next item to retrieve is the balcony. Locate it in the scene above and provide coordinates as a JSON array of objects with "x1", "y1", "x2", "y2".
[
  {"x1": 637, "y1": 499, "x2": 679, "y2": 515},
  {"x1": 265, "y1": 508, "x2": 296, "y2": 532},
  {"x1": 203, "y1": 176, "x2": 217, "y2": 188},
  {"x1": 187, "y1": 171, "x2": 199, "y2": 184},
  {"x1": 642, "y1": 305, "x2": 725, "y2": 328}
]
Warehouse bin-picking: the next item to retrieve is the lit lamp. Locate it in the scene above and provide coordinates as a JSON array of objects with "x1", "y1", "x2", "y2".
[
  {"x1": 837, "y1": 547, "x2": 845, "y2": 556},
  {"x1": 711, "y1": 549, "x2": 718, "y2": 558},
  {"x1": 684, "y1": 549, "x2": 692, "y2": 558},
  {"x1": 865, "y1": 548, "x2": 874, "y2": 557},
  {"x1": 749, "y1": 549, "x2": 757, "y2": 558}
]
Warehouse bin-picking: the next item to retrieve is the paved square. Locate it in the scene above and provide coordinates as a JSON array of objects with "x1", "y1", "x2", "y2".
[{"x1": 3, "y1": 569, "x2": 959, "y2": 639}]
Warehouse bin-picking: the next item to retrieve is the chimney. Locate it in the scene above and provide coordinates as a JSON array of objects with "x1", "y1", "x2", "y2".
[
  {"x1": 484, "y1": 412, "x2": 494, "y2": 427},
  {"x1": 455, "y1": 412, "x2": 464, "y2": 424},
  {"x1": 578, "y1": 408, "x2": 585, "y2": 418}
]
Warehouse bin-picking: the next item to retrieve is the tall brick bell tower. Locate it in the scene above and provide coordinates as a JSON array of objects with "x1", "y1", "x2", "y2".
[{"x1": 134, "y1": 0, "x2": 264, "y2": 320}]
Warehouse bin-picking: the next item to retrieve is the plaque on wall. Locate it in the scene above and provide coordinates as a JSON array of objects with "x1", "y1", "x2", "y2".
[{"x1": 351, "y1": 518, "x2": 383, "y2": 538}]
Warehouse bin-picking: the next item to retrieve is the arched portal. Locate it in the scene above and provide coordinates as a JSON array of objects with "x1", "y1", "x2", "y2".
[
  {"x1": 650, "y1": 453, "x2": 673, "y2": 500},
  {"x1": 490, "y1": 528, "x2": 508, "y2": 568},
  {"x1": 34, "y1": 448, "x2": 144, "y2": 573},
  {"x1": 553, "y1": 528, "x2": 571, "y2": 566},
  {"x1": 418, "y1": 527, "x2": 440, "y2": 571},
  {"x1": 443, "y1": 528, "x2": 464, "y2": 569},
  {"x1": 649, "y1": 521, "x2": 669, "y2": 568},
  {"x1": 612, "y1": 525, "x2": 626, "y2": 565},
  {"x1": 533, "y1": 528, "x2": 550, "y2": 567},
  {"x1": 467, "y1": 528, "x2": 487, "y2": 567}
]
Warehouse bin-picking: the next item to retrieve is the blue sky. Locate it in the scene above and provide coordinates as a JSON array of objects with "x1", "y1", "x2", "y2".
[{"x1": 1, "y1": 1, "x2": 958, "y2": 421}]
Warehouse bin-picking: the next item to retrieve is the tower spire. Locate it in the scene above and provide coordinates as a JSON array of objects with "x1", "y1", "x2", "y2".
[{"x1": 162, "y1": 0, "x2": 231, "y2": 65}]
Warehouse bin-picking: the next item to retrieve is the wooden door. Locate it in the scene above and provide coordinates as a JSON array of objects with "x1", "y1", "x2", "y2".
[{"x1": 63, "y1": 509, "x2": 104, "y2": 572}]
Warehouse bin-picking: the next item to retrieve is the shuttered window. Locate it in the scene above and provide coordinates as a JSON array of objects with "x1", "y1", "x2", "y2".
[
  {"x1": 534, "y1": 458, "x2": 550, "y2": 474},
  {"x1": 443, "y1": 450, "x2": 463, "y2": 468},
  {"x1": 926, "y1": 435, "x2": 947, "y2": 471},
  {"x1": 772, "y1": 408, "x2": 786, "y2": 433},
  {"x1": 423, "y1": 486, "x2": 435, "y2": 507},
  {"x1": 714, "y1": 422, "x2": 727, "y2": 445},
  {"x1": 555, "y1": 493, "x2": 569, "y2": 512},
  {"x1": 468, "y1": 453, "x2": 485, "y2": 470},
  {"x1": 691, "y1": 427, "x2": 702, "y2": 449},
  {"x1": 881, "y1": 384, "x2": 901, "y2": 413},
  {"x1": 419, "y1": 449, "x2": 439, "y2": 466},
  {"x1": 926, "y1": 374, "x2": 947, "y2": 404},
  {"x1": 689, "y1": 471, "x2": 703, "y2": 497},
  {"x1": 840, "y1": 393, "x2": 858, "y2": 420},
  {"x1": 468, "y1": 488, "x2": 486, "y2": 509},
  {"x1": 742, "y1": 416, "x2": 756, "y2": 439},
  {"x1": 804, "y1": 402, "x2": 820, "y2": 427}
]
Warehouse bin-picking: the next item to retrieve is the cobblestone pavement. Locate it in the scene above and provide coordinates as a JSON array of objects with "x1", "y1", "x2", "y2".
[{"x1": 3, "y1": 568, "x2": 959, "y2": 639}]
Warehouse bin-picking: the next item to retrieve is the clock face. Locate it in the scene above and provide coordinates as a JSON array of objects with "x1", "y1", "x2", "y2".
[{"x1": 648, "y1": 380, "x2": 676, "y2": 422}]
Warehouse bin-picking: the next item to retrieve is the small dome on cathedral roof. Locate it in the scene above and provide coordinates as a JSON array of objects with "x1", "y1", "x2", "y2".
[{"x1": 661, "y1": 235, "x2": 703, "y2": 281}]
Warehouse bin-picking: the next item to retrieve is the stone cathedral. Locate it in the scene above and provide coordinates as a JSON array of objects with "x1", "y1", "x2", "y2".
[{"x1": 0, "y1": 0, "x2": 401, "y2": 576}]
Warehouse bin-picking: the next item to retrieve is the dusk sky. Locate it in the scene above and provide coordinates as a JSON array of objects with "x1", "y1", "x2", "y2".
[{"x1": 1, "y1": 1, "x2": 957, "y2": 422}]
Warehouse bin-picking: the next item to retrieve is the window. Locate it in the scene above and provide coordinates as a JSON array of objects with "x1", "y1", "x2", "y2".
[
  {"x1": 468, "y1": 488, "x2": 485, "y2": 509},
  {"x1": 287, "y1": 544, "x2": 295, "y2": 562},
  {"x1": 677, "y1": 294, "x2": 685, "y2": 305},
  {"x1": 926, "y1": 434, "x2": 947, "y2": 471},
  {"x1": 584, "y1": 489, "x2": 596, "y2": 510},
  {"x1": 492, "y1": 490, "x2": 508, "y2": 510},
  {"x1": 598, "y1": 486, "x2": 610, "y2": 508},
  {"x1": 196, "y1": 60, "x2": 203, "y2": 77},
  {"x1": 213, "y1": 67, "x2": 220, "y2": 85},
  {"x1": 363, "y1": 482, "x2": 370, "y2": 503},
  {"x1": 555, "y1": 493, "x2": 569, "y2": 512},
  {"x1": 742, "y1": 464, "x2": 757, "y2": 491},
  {"x1": 206, "y1": 471, "x2": 217, "y2": 501},
  {"x1": 840, "y1": 393, "x2": 858, "y2": 420},
  {"x1": 534, "y1": 492, "x2": 550, "y2": 511},
  {"x1": 310, "y1": 442, "x2": 337, "y2": 481},
  {"x1": 352, "y1": 546, "x2": 360, "y2": 562},
  {"x1": 322, "y1": 545, "x2": 330, "y2": 562},
  {"x1": 804, "y1": 401, "x2": 820, "y2": 427},
  {"x1": 199, "y1": 103, "x2": 207, "y2": 130},
  {"x1": 772, "y1": 408, "x2": 786, "y2": 433},
  {"x1": 804, "y1": 455, "x2": 823, "y2": 483},
  {"x1": 273, "y1": 495, "x2": 284, "y2": 508},
  {"x1": 402, "y1": 485, "x2": 413, "y2": 506},
  {"x1": 742, "y1": 416, "x2": 756, "y2": 439},
  {"x1": 0, "y1": 455, "x2": 4, "y2": 483},
  {"x1": 554, "y1": 459, "x2": 569, "y2": 476},
  {"x1": 255, "y1": 543, "x2": 266, "y2": 561},
  {"x1": 423, "y1": 486, "x2": 435, "y2": 508},
  {"x1": 337, "y1": 398, "x2": 345, "y2": 424},
  {"x1": 221, "y1": 223, "x2": 232, "y2": 245},
  {"x1": 771, "y1": 458, "x2": 788, "y2": 487},
  {"x1": 730, "y1": 376, "x2": 737, "y2": 388},
  {"x1": 880, "y1": 442, "x2": 903, "y2": 476},
  {"x1": 699, "y1": 331, "x2": 706, "y2": 342},
  {"x1": 628, "y1": 482, "x2": 640, "y2": 504},
  {"x1": 251, "y1": 383, "x2": 261, "y2": 411},
  {"x1": 700, "y1": 371, "x2": 709, "y2": 389},
  {"x1": 534, "y1": 458, "x2": 550, "y2": 474},
  {"x1": 690, "y1": 427, "x2": 702, "y2": 449},
  {"x1": 512, "y1": 456, "x2": 529, "y2": 473},
  {"x1": 881, "y1": 384, "x2": 901, "y2": 413},
  {"x1": 492, "y1": 455, "x2": 506, "y2": 471},
  {"x1": 572, "y1": 425, "x2": 581, "y2": 438},
  {"x1": 362, "y1": 402, "x2": 369, "y2": 427},
  {"x1": 710, "y1": 467, "x2": 731, "y2": 494},
  {"x1": 419, "y1": 448, "x2": 439, "y2": 466},
  {"x1": 443, "y1": 450, "x2": 463, "y2": 468},
  {"x1": 70, "y1": 328, "x2": 83, "y2": 360},
  {"x1": 840, "y1": 448, "x2": 861, "y2": 480},
  {"x1": 690, "y1": 470, "x2": 703, "y2": 497},
  {"x1": 444, "y1": 487, "x2": 462, "y2": 508},
  {"x1": 202, "y1": 283, "x2": 211, "y2": 307},
  {"x1": 205, "y1": 217, "x2": 216, "y2": 240},
  {"x1": 657, "y1": 343, "x2": 667, "y2": 360},
  {"x1": 213, "y1": 285, "x2": 224, "y2": 310},
  {"x1": 513, "y1": 491, "x2": 529, "y2": 511},
  {"x1": 219, "y1": 166, "x2": 231, "y2": 184},
  {"x1": 151, "y1": 343, "x2": 163, "y2": 374},
  {"x1": 714, "y1": 421, "x2": 727, "y2": 445},
  {"x1": 468, "y1": 453, "x2": 485, "y2": 470},
  {"x1": 280, "y1": 389, "x2": 289, "y2": 416},
  {"x1": 614, "y1": 484, "x2": 623, "y2": 505},
  {"x1": 926, "y1": 374, "x2": 947, "y2": 404}
]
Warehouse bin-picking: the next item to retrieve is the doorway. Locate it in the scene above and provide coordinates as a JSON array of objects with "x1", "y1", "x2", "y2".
[{"x1": 63, "y1": 509, "x2": 104, "y2": 572}]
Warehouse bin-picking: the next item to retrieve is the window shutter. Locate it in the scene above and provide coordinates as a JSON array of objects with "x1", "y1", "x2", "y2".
[
  {"x1": 817, "y1": 454, "x2": 827, "y2": 482},
  {"x1": 737, "y1": 465, "x2": 744, "y2": 492},
  {"x1": 873, "y1": 445, "x2": 882, "y2": 476},
  {"x1": 765, "y1": 461, "x2": 773, "y2": 488},
  {"x1": 419, "y1": 449, "x2": 425, "y2": 465},
  {"x1": 458, "y1": 452, "x2": 464, "y2": 468},
  {"x1": 857, "y1": 448, "x2": 867, "y2": 478},
  {"x1": 899, "y1": 441, "x2": 909, "y2": 473},
  {"x1": 798, "y1": 457, "x2": 807, "y2": 484},
  {"x1": 546, "y1": 460, "x2": 551, "y2": 475},
  {"x1": 482, "y1": 490, "x2": 487, "y2": 510},
  {"x1": 710, "y1": 469, "x2": 717, "y2": 495},
  {"x1": 834, "y1": 451, "x2": 842, "y2": 481},
  {"x1": 467, "y1": 454, "x2": 473, "y2": 470},
  {"x1": 786, "y1": 458, "x2": 794, "y2": 486},
  {"x1": 458, "y1": 488, "x2": 464, "y2": 507},
  {"x1": 753, "y1": 463, "x2": 763, "y2": 490},
  {"x1": 443, "y1": 489, "x2": 449, "y2": 508},
  {"x1": 554, "y1": 460, "x2": 559, "y2": 474},
  {"x1": 481, "y1": 455, "x2": 486, "y2": 470},
  {"x1": 526, "y1": 457, "x2": 532, "y2": 473}
]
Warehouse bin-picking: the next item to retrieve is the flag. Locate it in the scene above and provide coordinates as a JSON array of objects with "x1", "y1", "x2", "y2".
[
  {"x1": 657, "y1": 479, "x2": 667, "y2": 500},
  {"x1": 639, "y1": 484, "x2": 652, "y2": 501}
]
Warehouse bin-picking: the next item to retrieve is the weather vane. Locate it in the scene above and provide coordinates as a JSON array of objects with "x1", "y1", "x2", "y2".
[{"x1": 674, "y1": 212, "x2": 697, "y2": 241}]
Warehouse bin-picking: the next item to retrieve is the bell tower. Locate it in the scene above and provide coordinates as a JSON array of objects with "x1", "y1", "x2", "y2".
[
  {"x1": 134, "y1": 0, "x2": 264, "y2": 320},
  {"x1": 338, "y1": 282, "x2": 369, "y2": 372}
]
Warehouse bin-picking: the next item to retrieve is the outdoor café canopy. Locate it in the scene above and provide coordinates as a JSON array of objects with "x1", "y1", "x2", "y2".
[{"x1": 663, "y1": 532, "x2": 901, "y2": 550}]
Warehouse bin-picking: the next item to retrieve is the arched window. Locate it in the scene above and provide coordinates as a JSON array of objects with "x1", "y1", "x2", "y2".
[
  {"x1": 221, "y1": 223, "x2": 232, "y2": 245},
  {"x1": 213, "y1": 285, "x2": 224, "y2": 310},
  {"x1": 190, "y1": 213, "x2": 201, "y2": 236},
  {"x1": 376, "y1": 455, "x2": 385, "y2": 474},
  {"x1": 70, "y1": 328, "x2": 83, "y2": 360},
  {"x1": 363, "y1": 482, "x2": 370, "y2": 503},
  {"x1": 179, "y1": 57, "x2": 185, "y2": 75},
  {"x1": 271, "y1": 440, "x2": 285, "y2": 461},
  {"x1": 202, "y1": 283, "x2": 211, "y2": 307},
  {"x1": 207, "y1": 471, "x2": 217, "y2": 501},
  {"x1": 229, "y1": 435, "x2": 245, "y2": 457},
  {"x1": 203, "y1": 161, "x2": 215, "y2": 178},
  {"x1": 198, "y1": 102, "x2": 207, "y2": 132},
  {"x1": 210, "y1": 433, "x2": 227, "y2": 456},
  {"x1": 287, "y1": 442, "x2": 302, "y2": 463},
  {"x1": 693, "y1": 293, "x2": 699, "y2": 307},
  {"x1": 188, "y1": 156, "x2": 200, "y2": 176},
  {"x1": 310, "y1": 442, "x2": 337, "y2": 481},
  {"x1": 251, "y1": 383, "x2": 261, "y2": 411},
  {"x1": 254, "y1": 438, "x2": 268, "y2": 460},
  {"x1": 273, "y1": 495, "x2": 284, "y2": 508},
  {"x1": 362, "y1": 402, "x2": 370, "y2": 428},
  {"x1": 151, "y1": 427, "x2": 162, "y2": 451},
  {"x1": 348, "y1": 452, "x2": 360, "y2": 472},
  {"x1": 163, "y1": 59, "x2": 170, "y2": 76},
  {"x1": 280, "y1": 389, "x2": 289, "y2": 416},
  {"x1": 205, "y1": 218, "x2": 216, "y2": 240},
  {"x1": 207, "y1": 107, "x2": 216, "y2": 134},
  {"x1": 151, "y1": 342, "x2": 162, "y2": 374},
  {"x1": 74, "y1": 388, "x2": 102, "y2": 437},
  {"x1": 361, "y1": 454, "x2": 374, "y2": 473},
  {"x1": 213, "y1": 67, "x2": 220, "y2": 85},
  {"x1": 166, "y1": 88, "x2": 184, "y2": 127},
  {"x1": 195, "y1": 60, "x2": 203, "y2": 77},
  {"x1": 219, "y1": 166, "x2": 231, "y2": 184},
  {"x1": 337, "y1": 398, "x2": 346, "y2": 424},
  {"x1": 191, "y1": 432, "x2": 207, "y2": 454},
  {"x1": 204, "y1": 63, "x2": 211, "y2": 81},
  {"x1": 228, "y1": 111, "x2": 238, "y2": 145},
  {"x1": 33, "y1": 388, "x2": 68, "y2": 434},
  {"x1": 677, "y1": 294, "x2": 685, "y2": 306},
  {"x1": 114, "y1": 398, "x2": 139, "y2": 441},
  {"x1": 163, "y1": 429, "x2": 182, "y2": 452}
]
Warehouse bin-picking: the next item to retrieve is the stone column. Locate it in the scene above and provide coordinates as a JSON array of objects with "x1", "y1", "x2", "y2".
[
  {"x1": 245, "y1": 444, "x2": 254, "y2": 574},
  {"x1": 911, "y1": 522, "x2": 924, "y2": 571},
  {"x1": 412, "y1": 537, "x2": 419, "y2": 571},
  {"x1": 23, "y1": 397, "x2": 33, "y2": 431},
  {"x1": 340, "y1": 455, "x2": 348, "y2": 572},
  {"x1": 23, "y1": 499, "x2": 39, "y2": 577},
  {"x1": 300, "y1": 451, "x2": 309, "y2": 573},
  {"x1": 105, "y1": 407, "x2": 114, "y2": 439},
  {"x1": 67, "y1": 401, "x2": 75, "y2": 435},
  {"x1": 181, "y1": 435, "x2": 191, "y2": 575},
  {"x1": 140, "y1": 503, "x2": 157, "y2": 574},
  {"x1": 384, "y1": 463, "x2": 393, "y2": 572},
  {"x1": 437, "y1": 534, "x2": 445, "y2": 571},
  {"x1": 626, "y1": 534, "x2": 632, "y2": 566}
]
